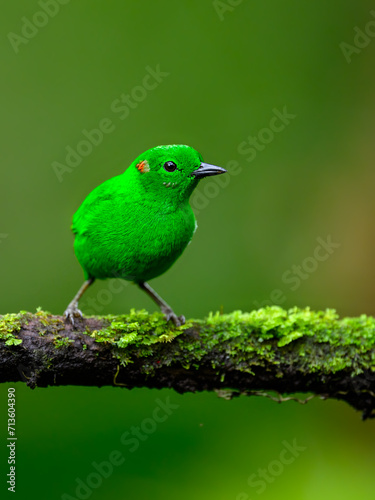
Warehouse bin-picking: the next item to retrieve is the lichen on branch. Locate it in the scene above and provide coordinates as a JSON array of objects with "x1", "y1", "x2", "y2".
[{"x1": 1, "y1": 306, "x2": 375, "y2": 419}]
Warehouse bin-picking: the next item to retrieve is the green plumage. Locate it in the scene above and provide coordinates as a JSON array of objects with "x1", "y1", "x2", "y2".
[
  {"x1": 65, "y1": 144, "x2": 226, "y2": 325},
  {"x1": 72, "y1": 145, "x2": 200, "y2": 282}
]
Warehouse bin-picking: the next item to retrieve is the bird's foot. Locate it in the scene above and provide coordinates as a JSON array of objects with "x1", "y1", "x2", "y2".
[
  {"x1": 161, "y1": 306, "x2": 185, "y2": 327},
  {"x1": 64, "y1": 303, "x2": 83, "y2": 326}
]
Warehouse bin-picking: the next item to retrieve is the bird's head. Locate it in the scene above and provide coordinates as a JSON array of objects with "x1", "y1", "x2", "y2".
[{"x1": 129, "y1": 144, "x2": 226, "y2": 205}]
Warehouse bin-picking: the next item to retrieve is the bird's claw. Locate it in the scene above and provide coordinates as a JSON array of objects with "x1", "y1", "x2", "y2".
[
  {"x1": 64, "y1": 305, "x2": 83, "y2": 326},
  {"x1": 162, "y1": 307, "x2": 185, "y2": 327}
]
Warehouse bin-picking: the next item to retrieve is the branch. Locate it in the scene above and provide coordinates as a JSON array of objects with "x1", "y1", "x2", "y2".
[{"x1": 1, "y1": 307, "x2": 375, "y2": 419}]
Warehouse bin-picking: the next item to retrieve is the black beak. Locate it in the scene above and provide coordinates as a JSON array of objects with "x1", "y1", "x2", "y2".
[{"x1": 192, "y1": 162, "x2": 227, "y2": 178}]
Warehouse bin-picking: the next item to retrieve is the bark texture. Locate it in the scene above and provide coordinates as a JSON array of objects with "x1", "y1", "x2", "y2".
[{"x1": 1, "y1": 307, "x2": 375, "y2": 419}]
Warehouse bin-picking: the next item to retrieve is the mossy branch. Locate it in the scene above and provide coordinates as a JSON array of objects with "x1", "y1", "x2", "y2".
[{"x1": 1, "y1": 307, "x2": 375, "y2": 419}]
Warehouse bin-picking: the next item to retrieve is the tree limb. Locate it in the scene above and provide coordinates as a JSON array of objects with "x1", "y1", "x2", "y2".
[{"x1": 1, "y1": 307, "x2": 375, "y2": 419}]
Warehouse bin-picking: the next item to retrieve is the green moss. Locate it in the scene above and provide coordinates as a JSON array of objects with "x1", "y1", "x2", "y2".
[
  {"x1": 0, "y1": 308, "x2": 73, "y2": 349},
  {"x1": 2, "y1": 306, "x2": 375, "y2": 378},
  {"x1": 35, "y1": 308, "x2": 66, "y2": 336},
  {"x1": 0, "y1": 308, "x2": 66, "y2": 341},
  {"x1": 196, "y1": 306, "x2": 375, "y2": 374},
  {"x1": 91, "y1": 308, "x2": 191, "y2": 348},
  {"x1": 35, "y1": 306, "x2": 52, "y2": 326},
  {"x1": 97, "y1": 306, "x2": 375, "y2": 377},
  {"x1": 88, "y1": 308, "x2": 192, "y2": 370},
  {"x1": 53, "y1": 336, "x2": 74, "y2": 349},
  {"x1": 0, "y1": 311, "x2": 29, "y2": 346},
  {"x1": 4, "y1": 337, "x2": 23, "y2": 346}
]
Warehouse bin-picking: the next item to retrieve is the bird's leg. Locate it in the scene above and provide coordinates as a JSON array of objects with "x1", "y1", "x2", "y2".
[
  {"x1": 64, "y1": 278, "x2": 95, "y2": 325},
  {"x1": 138, "y1": 282, "x2": 185, "y2": 326}
]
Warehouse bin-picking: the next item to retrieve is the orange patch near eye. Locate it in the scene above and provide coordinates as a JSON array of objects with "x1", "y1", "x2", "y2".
[{"x1": 136, "y1": 160, "x2": 150, "y2": 173}]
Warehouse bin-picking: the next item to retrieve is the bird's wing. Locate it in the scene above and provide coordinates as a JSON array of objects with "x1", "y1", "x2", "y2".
[{"x1": 71, "y1": 176, "x2": 124, "y2": 236}]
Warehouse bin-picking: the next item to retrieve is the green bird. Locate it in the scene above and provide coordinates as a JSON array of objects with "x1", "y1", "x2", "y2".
[{"x1": 64, "y1": 144, "x2": 226, "y2": 326}]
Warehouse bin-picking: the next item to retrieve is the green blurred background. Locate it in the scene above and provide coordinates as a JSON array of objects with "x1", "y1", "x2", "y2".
[{"x1": 1, "y1": 1, "x2": 375, "y2": 499}]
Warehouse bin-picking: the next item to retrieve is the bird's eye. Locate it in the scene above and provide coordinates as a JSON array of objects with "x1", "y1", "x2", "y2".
[{"x1": 163, "y1": 161, "x2": 177, "y2": 172}]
